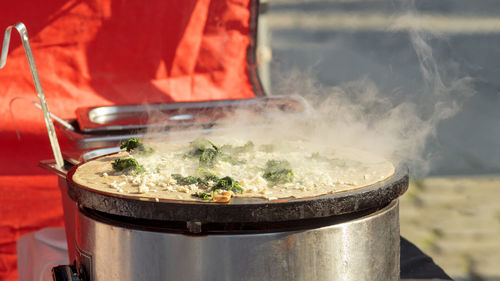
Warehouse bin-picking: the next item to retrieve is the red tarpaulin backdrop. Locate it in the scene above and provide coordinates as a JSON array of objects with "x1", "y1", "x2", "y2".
[{"x1": 0, "y1": 0, "x2": 258, "y2": 279}]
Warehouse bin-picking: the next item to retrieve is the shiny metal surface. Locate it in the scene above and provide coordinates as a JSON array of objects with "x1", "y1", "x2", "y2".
[
  {"x1": 33, "y1": 102, "x2": 75, "y2": 131},
  {"x1": 1, "y1": 22, "x2": 64, "y2": 168},
  {"x1": 76, "y1": 95, "x2": 313, "y2": 133},
  {"x1": 76, "y1": 200, "x2": 400, "y2": 281}
]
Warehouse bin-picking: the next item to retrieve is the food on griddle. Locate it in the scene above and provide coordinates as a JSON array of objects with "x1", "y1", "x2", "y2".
[
  {"x1": 171, "y1": 174, "x2": 204, "y2": 186},
  {"x1": 211, "y1": 176, "x2": 244, "y2": 193},
  {"x1": 120, "y1": 137, "x2": 154, "y2": 155},
  {"x1": 186, "y1": 138, "x2": 219, "y2": 166},
  {"x1": 72, "y1": 137, "x2": 395, "y2": 203},
  {"x1": 263, "y1": 159, "x2": 294, "y2": 185},
  {"x1": 193, "y1": 191, "x2": 213, "y2": 200},
  {"x1": 112, "y1": 158, "x2": 145, "y2": 174}
]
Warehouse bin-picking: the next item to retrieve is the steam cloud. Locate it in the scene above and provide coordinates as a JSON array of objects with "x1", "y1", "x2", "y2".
[
  {"x1": 144, "y1": 3, "x2": 475, "y2": 178},
  {"x1": 264, "y1": 6, "x2": 475, "y2": 177}
]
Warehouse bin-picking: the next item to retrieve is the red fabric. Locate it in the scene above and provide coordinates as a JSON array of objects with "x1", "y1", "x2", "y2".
[{"x1": 0, "y1": 1, "x2": 256, "y2": 279}]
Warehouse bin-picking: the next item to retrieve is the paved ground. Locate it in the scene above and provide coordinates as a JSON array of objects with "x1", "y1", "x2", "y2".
[{"x1": 400, "y1": 177, "x2": 500, "y2": 281}]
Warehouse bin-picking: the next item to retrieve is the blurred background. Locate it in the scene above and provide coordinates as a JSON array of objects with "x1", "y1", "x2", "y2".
[{"x1": 258, "y1": 0, "x2": 500, "y2": 280}]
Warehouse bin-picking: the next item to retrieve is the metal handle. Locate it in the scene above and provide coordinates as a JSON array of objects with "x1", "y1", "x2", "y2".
[
  {"x1": 1, "y1": 22, "x2": 64, "y2": 168},
  {"x1": 52, "y1": 264, "x2": 81, "y2": 281}
]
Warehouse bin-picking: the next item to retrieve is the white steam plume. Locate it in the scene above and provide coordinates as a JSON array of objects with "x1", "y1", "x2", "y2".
[{"x1": 266, "y1": 6, "x2": 475, "y2": 177}]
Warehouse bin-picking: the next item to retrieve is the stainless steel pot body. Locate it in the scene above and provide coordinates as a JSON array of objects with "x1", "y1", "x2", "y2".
[{"x1": 75, "y1": 200, "x2": 400, "y2": 281}]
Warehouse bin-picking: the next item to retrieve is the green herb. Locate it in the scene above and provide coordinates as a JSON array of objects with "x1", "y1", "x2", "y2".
[
  {"x1": 211, "y1": 176, "x2": 244, "y2": 193},
  {"x1": 263, "y1": 159, "x2": 294, "y2": 185},
  {"x1": 192, "y1": 192, "x2": 213, "y2": 200},
  {"x1": 204, "y1": 173, "x2": 220, "y2": 182},
  {"x1": 186, "y1": 138, "x2": 220, "y2": 167},
  {"x1": 187, "y1": 138, "x2": 218, "y2": 157},
  {"x1": 120, "y1": 137, "x2": 154, "y2": 155},
  {"x1": 172, "y1": 173, "x2": 224, "y2": 188},
  {"x1": 172, "y1": 174, "x2": 201, "y2": 185},
  {"x1": 186, "y1": 138, "x2": 254, "y2": 168},
  {"x1": 199, "y1": 147, "x2": 218, "y2": 167},
  {"x1": 112, "y1": 158, "x2": 145, "y2": 174}
]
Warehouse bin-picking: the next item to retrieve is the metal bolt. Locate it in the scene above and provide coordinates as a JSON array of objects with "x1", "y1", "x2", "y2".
[{"x1": 186, "y1": 221, "x2": 202, "y2": 233}]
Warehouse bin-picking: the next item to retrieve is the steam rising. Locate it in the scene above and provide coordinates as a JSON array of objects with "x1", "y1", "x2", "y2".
[
  {"x1": 264, "y1": 6, "x2": 475, "y2": 177},
  {"x1": 144, "y1": 5, "x2": 475, "y2": 178}
]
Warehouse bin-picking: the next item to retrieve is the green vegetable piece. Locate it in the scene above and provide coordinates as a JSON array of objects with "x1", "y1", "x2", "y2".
[
  {"x1": 112, "y1": 158, "x2": 145, "y2": 174},
  {"x1": 200, "y1": 147, "x2": 218, "y2": 167},
  {"x1": 263, "y1": 159, "x2": 294, "y2": 185},
  {"x1": 120, "y1": 137, "x2": 154, "y2": 155},
  {"x1": 172, "y1": 172, "x2": 224, "y2": 188},
  {"x1": 211, "y1": 176, "x2": 244, "y2": 193},
  {"x1": 186, "y1": 138, "x2": 221, "y2": 167},
  {"x1": 172, "y1": 174, "x2": 200, "y2": 185},
  {"x1": 188, "y1": 138, "x2": 218, "y2": 157},
  {"x1": 204, "y1": 174, "x2": 220, "y2": 182},
  {"x1": 192, "y1": 192, "x2": 213, "y2": 200}
]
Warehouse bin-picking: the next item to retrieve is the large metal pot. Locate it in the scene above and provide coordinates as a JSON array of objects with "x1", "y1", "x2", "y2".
[
  {"x1": 73, "y1": 200, "x2": 400, "y2": 281},
  {"x1": 44, "y1": 149, "x2": 408, "y2": 281},
  {"x1": 41, "y1": 96, "x2": 407, "y2": 281}
]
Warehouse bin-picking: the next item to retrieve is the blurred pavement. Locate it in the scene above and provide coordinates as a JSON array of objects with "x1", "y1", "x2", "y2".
[
  {"x1": 263, "y1": 1, "x2": 500, "y2": 280},
  {"x1": 264, "y1": 0, "x2": 500, "y2": 176}
]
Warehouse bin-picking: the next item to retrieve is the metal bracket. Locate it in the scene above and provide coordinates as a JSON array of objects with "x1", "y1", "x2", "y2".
[{"x1": 1, "y1": 22, "x2": 64, "y2": 168}]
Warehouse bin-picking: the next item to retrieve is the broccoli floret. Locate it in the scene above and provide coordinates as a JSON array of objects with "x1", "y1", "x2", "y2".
[
  {"x1": 263, "y1": 159, "x2": 294, "y2": 185},
  {"x1": 172, "y1": 174, "x2": 201, "y2": 185},
  {"x1": 112, "y1": 158, "x2": 145, "y2": 174},
  {"x1": 192, "y1": 192, "x2": 213, "y2": 200},
  {"x1": 187, "y1": 138, "x2": 218, "y2": 157},
  {"x1": 185, "y1": 138, "x2": 220, "y2": 167},
  {"x1": 199, "y1": 147, "x2": 218, "y2": 167},
  {"x1": 120, "y1": 137, "x2": 154, "y2": 155},
  {"x1": 211, "y1": 176, "x2": 244, "y2": 194},
  {"x1": 172, "y1": 173, "x2": 220, "y2": 187}
]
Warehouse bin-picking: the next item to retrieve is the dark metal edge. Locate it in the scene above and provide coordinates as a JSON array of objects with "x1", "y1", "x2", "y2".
[
  {"x1": 247, "y1": 0, "x2": 266, "y2": 97},
  {"x1": 67, "y1": 157, "x2": 408, "y2": 223}
]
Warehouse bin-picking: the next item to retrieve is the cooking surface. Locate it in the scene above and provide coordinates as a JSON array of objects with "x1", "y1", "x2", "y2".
[
  {"x1": 72, "y1": 140, "x2": 396, "y2": 200},
  {"x1": 67, "y1": 163, "x2": 408, "y2": 224}
]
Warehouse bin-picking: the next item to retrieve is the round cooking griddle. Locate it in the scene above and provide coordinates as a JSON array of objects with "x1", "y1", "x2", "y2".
[{"x1": 66, "y1": 160, "x2": 408, "y2": 224}]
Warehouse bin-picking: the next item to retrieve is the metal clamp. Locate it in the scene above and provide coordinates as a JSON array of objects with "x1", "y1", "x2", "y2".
[{"x1": 1, "y1": 22, "x2": 64, "y2": 168}]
